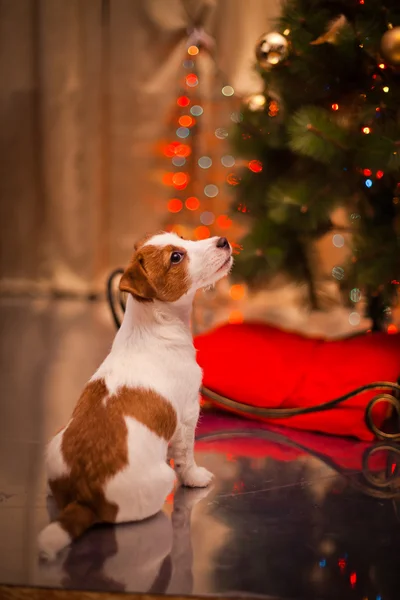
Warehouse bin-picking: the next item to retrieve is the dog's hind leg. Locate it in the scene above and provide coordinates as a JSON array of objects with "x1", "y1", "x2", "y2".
[{"x1": 104, "y1": 462, "x2": 176, "y2": 523}]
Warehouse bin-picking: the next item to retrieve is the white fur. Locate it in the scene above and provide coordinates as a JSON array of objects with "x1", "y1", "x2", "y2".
[
  {"x1": 46, "y1": 426, "x2": 70, "y2": 481},
  {"x1": 41, "y1": 233, "x2": 232, "y2": 558},
  {"x1": 103, "y1": 417, "x2": 175, "y2": 522},
  {"x1": 38, "y1": 522, "x2": 71, "y2": 561}
]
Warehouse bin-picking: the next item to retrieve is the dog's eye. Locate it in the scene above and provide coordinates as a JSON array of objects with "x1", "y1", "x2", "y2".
[{"x1": 171, "y1": 251, "x2": 184, "y2": 265}]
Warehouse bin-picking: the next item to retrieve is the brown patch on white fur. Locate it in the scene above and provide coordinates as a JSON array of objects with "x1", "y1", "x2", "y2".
[
  {"x1": 49, "y1": 379, "x2": 177, "y2": 540},
  {"x1": 120, "y1": 244, "x2": 190, "y2": 302}
]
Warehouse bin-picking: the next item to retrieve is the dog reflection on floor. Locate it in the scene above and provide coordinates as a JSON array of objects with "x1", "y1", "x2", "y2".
[{"x1": 39, "y1": 485, "x2": 210, "y2": 594}]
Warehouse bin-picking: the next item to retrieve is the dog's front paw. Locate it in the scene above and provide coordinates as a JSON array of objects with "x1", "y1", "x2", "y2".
[{"x1": 181, "y1": 466, "x2": 213, "y2": 488}]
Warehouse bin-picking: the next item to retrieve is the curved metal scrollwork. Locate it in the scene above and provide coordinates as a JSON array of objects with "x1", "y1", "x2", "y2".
[
  {"x1": 107, "y1": 269, "x2": 400, "y2": 441},
  {"x1": 107, "y1": 268, "x2": 125, "y2": 329}
]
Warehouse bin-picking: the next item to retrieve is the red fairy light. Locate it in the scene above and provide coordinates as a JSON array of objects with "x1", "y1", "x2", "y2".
[
  {"x1": 162, "y1": 172, "x2": 174, "y2": 186},
  {"x1": 227, "y1": 173, "x2": 240, "y2": 186},
  {"x1": 231, "y1": 242, "x2": 243, "y2": 254},
  {"x1": 164, "y1": 141, "x2": 181, "y2": 157},
  {"x1": 376, "y1": 170, "x2": 384, "y2": 179},
  {"x1": 175, "y1": 144, "x2": 191, "y2": 158},
  {"x1": 248, "y1": 160, "x2": 263, "y2": 173},
  {"x1": 194, "y1": 226, "x2": 210, "y2": 240},
  {"x1": 167, "y1": 198, "x2": 183, "y2": 213},
  {"x1": 185, "y1": 73, "x2": 198, "y2": 86},
  {"x1": 268, "y1": 100, "x2": 279, "y2": 116},
  {"x1": 338, "y1": 558, "x2": 346, "y2": 572},
  {"x1": 216, "y1": 214, "x2": 233, "y2": 229},
  {"x1": 388, "y1": 324, "x2": 398, "y2": 334},
  {"x1": 363, "y1": 169, "x2": 372, "y2": 176},
  {"x1": 172, "y1": 172, "x2": 189, "y2": 187},
  {"x1": 178, "y1": 115, "x2": 194, "y2": 127},
  {"x1": 185, "y1": 196, "x2": 200, "y2": 211},
  {"x1": 350, "y1": 572, "x2": 357, "y2": 588},
  {"x1": 177, "y1": 96, "x2": 190, "y2": 107}
]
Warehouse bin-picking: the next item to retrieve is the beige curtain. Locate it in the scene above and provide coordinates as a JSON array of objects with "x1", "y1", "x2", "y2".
[{"x1": 0, "y1": 0, "x2": 280, "y2": 296}]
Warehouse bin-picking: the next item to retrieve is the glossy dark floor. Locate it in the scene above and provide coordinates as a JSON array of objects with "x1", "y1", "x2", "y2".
[{"x1": 1, "y1": 297, "x2": 400, "y2": 600}]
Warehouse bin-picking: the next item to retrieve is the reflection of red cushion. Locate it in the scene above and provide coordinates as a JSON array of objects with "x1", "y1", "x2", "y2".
[
  {"x1": 194, "y1": 323, "x2": 400, "y2": 441},
  {"x1": 196, "y1": 416, "x2": 385, "y2": 471}
]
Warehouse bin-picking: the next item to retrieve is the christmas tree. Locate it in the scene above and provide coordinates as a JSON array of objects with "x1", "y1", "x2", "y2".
[{"x1": 232, "y1": 0, "x2": 400, "y2": 330}]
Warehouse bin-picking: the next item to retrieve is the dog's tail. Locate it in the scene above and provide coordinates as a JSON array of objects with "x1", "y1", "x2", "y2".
[{"x1": 38, "y1": 501, "x2": 97, "y2": 560}]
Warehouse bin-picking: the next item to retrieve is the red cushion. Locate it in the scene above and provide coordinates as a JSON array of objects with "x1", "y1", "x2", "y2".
[{"x1": 195, "y1": 322, "x2": 400, "y2": 441}]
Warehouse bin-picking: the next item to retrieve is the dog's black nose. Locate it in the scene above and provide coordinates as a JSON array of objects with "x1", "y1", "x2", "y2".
[{"x1": 216, "y1": 237, "x2": 229, "y2": 249}]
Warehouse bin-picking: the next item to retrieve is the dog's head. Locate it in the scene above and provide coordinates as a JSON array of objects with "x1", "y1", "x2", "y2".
[{"x1": 119, "y1": 232, "x2": 233, "y2": 303}]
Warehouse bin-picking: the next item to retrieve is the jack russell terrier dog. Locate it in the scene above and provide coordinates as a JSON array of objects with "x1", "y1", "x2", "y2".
[{"x1": 38, "y1": 231, "x2": 233, "y2": 560}]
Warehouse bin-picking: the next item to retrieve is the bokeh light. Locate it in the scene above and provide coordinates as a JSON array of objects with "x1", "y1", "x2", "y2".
[
  {"x1": 164, "y1": 141, "x2": 180, "y2": 157},
  {"x1": 185, "y1": 196, "x2": 200, "y2": 211},
  {"x1": 332, "y1": 234, "x2": 344, "y2": 248},
  {"x1": 248, "y1": 160, "x2": 263, "y2": 173},
  {"x1": 177, "y1": 96, "x2": 190, "y2": 107},
  {"x1": 172, "y1": 156, "x2": 186, "y2": 167},
  {"x1": 194, "y1": 225, "x2": 210, "y2": 240},
  {"x1": 229, "y1": 310, "x2": 244, "y2": 324},
  {"x1": 178, "y1": 115, "x2": 194, "y2": 127},
  {"x1": 388, "y1": 324, "x2": 398, "y2": 334},
  {"x1": 187, "y1": 45, "x2": 199, "y2": 56},
  {"x1": 222, "y1": 85, "x2": 234, "y2": 97},
  {"x1": 198, "y1": 156, "x2": 212, "y2": 169},
  {"x1": 190, "y1": 105, "x2": 203, "y2": 116},
  {"x1": 162, "y1": 172, "x2": 174, "y2": 186},
  {"x1": 204, "y1": 184, "x2": 219, "y2": 197},
  {"x1": 349, "y1": 312, "x2": 361, "y2": 326},
  {"x1": 350, "y1": 288, "x2": 361, "y2": 303},
  {"x1": 221, "y1": 155, "x2": 235, "y2": 167},
  {"x1": 227, "y1": 173, "x2": 240, "y2": 186},
  {"x1": 215, "y1": 128, "x2": 228, "y2": 139},
  {"x1": 230, "y1": 284, "x2": 245, "y2": 300},
  {"x1": 168, "y1": 199, "x2": 183, "y2": 213},
  {"x1": 200, "y1": 211, "x2": 215, "y2": 226},
  {"x1": 176, "y1": 127, "x2": 190, "y2": 138},
  {"x1": 216, "y1": 214, "x2": 233, "y2": 229},
  {"x1": 186, "y1": 73, "x2": 198, "y2": 87},
  {"x1": 332, "y1": 266, "x2": 344, "y2": 280},
  {"x1": 175, "y1": 144, "x2": 191, "y2": 158},
  {"x1": 172, "y1": 172, "x2": 189, "y2": 187}
]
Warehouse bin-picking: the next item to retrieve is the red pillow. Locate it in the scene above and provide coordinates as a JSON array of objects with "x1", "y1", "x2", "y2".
[{"x1": 195, "y1": 322, "x2": 400, "y2": 441}]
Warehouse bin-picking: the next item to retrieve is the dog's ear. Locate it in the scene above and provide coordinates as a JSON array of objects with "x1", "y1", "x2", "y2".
[{"x1": 119, "y1": 253, "x2": 156, "y2": 301}]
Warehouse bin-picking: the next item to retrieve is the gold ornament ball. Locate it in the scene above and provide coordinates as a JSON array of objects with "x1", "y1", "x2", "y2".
[
  {"x1": 255, "y1": 32, "x2": 288, "y2": 68},
  {"x1": 381, "y1": 27, "x2": 400, "y2": 65}
]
